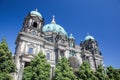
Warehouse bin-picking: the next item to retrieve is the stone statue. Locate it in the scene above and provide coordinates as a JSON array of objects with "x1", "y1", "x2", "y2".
[
  {"x1": 39, "y1": 23, "x2": 41, "y2": 29},
  {"x1": 28, "y1": 18, "x2": 32, "y2": 27}
]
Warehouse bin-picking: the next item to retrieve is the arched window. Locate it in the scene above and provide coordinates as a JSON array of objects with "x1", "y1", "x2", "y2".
[
  {"x1": 33, "y1": 22, "x2": 37, "y2": 28},
  {"x1": 60, "y1": 51, "x2": 64, "y2": 57},
  {"x1": 46, "y1": 53, "x2": 50, "y2": 60},
  {"x1": 24, "y1": 62, "x2": 30, "y2": 67},
  {"x1": 28, "y1": 47, "x2": 33, "y2": 54}
]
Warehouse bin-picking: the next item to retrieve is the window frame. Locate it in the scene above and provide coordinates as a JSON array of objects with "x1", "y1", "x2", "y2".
[
  {"x1": 46, "y1": 52, "x2": 50, "y2": 60},
  {"x1": 28, "y1": 47, "x2": 34, "y2": 54}
]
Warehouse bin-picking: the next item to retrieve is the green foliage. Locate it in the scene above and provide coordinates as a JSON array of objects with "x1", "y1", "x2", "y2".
[
  {"x1": 95, "y1": 65, "x2": 109, "y2": 80},
  {"x1": 0, "y1": 72, "x2": 13, "y2": 80},
  {"x1": 107, "y1": 66, "x2": 120, "y2": 80},
  {"x1": 77, "y1": 61, "x2": 98, "y2": 80},
  {"x1": 0, "y1": 39, "x2": 15, "y2": 79},
  {"x1": 23, "y1": 51, "x2": 51, "y2": 80},
  {"x1": 54, "y1": 57, "x2": 77, "y2": 80}
]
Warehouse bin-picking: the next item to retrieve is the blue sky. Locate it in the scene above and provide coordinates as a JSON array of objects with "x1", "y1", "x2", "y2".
[{"x1": 0, "y1": 0, "x2": 120, "y2": 68}]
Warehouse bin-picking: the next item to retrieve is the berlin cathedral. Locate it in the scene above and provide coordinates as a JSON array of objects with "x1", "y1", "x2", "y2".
[{"x1": 13, "y1": 9, "x2": 103, "y2": 80}]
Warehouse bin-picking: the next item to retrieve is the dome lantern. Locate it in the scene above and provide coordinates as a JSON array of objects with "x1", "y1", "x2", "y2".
[
  {"x1": 85, "y1": 33, "x2": 95, "y2": 40},
  {"x1": 30, "y1": 9, "x2": 42, "y2": 18}
]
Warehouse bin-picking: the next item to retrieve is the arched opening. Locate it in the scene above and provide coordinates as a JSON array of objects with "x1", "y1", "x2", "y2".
[
  {"x1": 33, "y1": 22, "x2": 37, "y2": 28},
  {"x1": 24, "y1": 62, "x2": 30, "y2": 67}
]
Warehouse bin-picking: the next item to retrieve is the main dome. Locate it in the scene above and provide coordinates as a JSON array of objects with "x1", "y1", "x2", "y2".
[
  {"x1": 42, "y1": 16, "x2": 67, "y2": 36},
  {"x1": 30, "y1": 9, "x2": 42, "y2": 18}
]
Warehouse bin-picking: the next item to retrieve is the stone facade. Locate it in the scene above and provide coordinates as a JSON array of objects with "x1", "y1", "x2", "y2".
[{"x1": 13, "y1": 9, "x2": 103, "y2": 80}]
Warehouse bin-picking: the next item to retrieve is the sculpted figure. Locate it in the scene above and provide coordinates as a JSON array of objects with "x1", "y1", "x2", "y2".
[{"x1": 28, "y1": 18, "x2": 32, "y2": 27}]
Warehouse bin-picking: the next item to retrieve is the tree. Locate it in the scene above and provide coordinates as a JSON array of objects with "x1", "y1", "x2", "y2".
[
  {"x1": 0, "y1": 39, "x2": 15, "y2": 80},
  {"x1": 23, "y1": 51, "x2": 51, "y2": 80},
  {"x1": 106, "y1": 66, "x2": 115, "y2": 80},
  {"x1": 106, "y1": 66, "x2": 120, "y2": 80},
  {"x1": 95, "y1": 65, "x2": 109, "y2": 80},
  {"x1": 54, "y1": 57, "x2": 77, "y2": 80},
  {"x1": 0, "y1": 72, "x2": 13, "y2": 80},
  {"x1": 77, "y1": 61, "x2": 98, "y2": 80}
]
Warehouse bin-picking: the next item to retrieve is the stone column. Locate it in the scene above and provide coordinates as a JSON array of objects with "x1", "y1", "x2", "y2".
[
  {"x1": 58, "y1": 49, "x2": 61, "y2": 59},
  {"x1": 89, "y1": 56, "x2": 95, "y2": 69},
  {"x1": 14, "y1": 41, "x2": 22, "y2": 80},
  {"x1": 18, "y1": 61, "x2": 25, "y2": 80},
  {"x1": 14, "y1": 56, "x2": 20, "y2": 80},
  {"x1": 64, "y1": 49, "x2": 69, "y2": 59},
  {"x1": 15, "y1": 41, "x2": 22, "y2": 56}
]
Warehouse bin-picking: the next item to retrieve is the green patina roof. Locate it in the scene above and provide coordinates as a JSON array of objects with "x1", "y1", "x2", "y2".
[
  {"x1": 42, "y1": 16, "x2": 67, "y2": 36},
  {"x1": 30, "y1": 9, "x2": 42, "y2": 18},
  {"x1": 85, "y1": 33, "x2": 95, "y2": 40}
]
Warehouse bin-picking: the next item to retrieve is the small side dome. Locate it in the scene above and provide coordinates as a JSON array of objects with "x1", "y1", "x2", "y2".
[
  {"x1": 30, "y1": 9, "x2": 42, "y2": 18},
  {"x1": 85, "y1": 33, "x2": 95, "y2": 40},
  {"x1": 42, "y1": 16, "x2": 67, "y2": 36},
  {"x1": 69, "y1": 33, "x2": 75, "y2": 39}
]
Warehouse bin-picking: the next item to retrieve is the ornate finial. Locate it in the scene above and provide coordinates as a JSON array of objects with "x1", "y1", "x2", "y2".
[
  {"x1": 51, "y1": 15, "x2": 56, "y2": 24},
  {"x1": 69, "y1": 33, "x2": 74, "y2": 39},
  {"x1": 70, "y1": 33, "x2": 73, "y2": 36},
  {"x1": 35, "y1": 8, "x2": 38, "y2": 12},
  {"x1": 87, "y1": 32, "x2": 90, "y2": 36}
]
